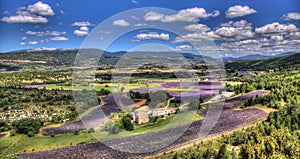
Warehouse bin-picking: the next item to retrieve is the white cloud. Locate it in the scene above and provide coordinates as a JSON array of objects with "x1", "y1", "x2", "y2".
[
  {"x1": 221, "y1": 20, "x2": 252, "y2": 30},
  {"x1": 71, "y1": 21, "x2": 94, "y2": 27},
  {"x1": 113, "y1": 19, "x2": 130, "y2": 27},
  {"x1": 175, "y1": 45, "x2": 193, "y2": 50},
  {"x1": 73, "y1": 25, "x2": 91, "y2": 36},
  {"x1": 28, "y1": 41, "x2": 38, "y2": 45},
  {"x1": 144, "y1": 12, "x2": 165, "y2": 21},
  {"x1": 1, "y1": 2, "x2": 54, "y2": 23},
  {"x1": 1, "y1": 14, "x2": 48, "y2": 23},
  {"x1": 26, "y1": 30, "x2": 66, "y2": 36},
  {"x1": 282, "y1": 12, "x2": 300, "y2": 20},
  {"x1": 132, "y1": 0, "x2": 139, "y2": 4},
  {"x1": 21, "y1": 37, "x2": 27, "y2": 41},
  {"x1": 98, "y1": 31, "x2": 111, "y2": 34},
  {"x1": 174, "y1": 21, "x2": 254, "y2": 42},
  {"x1": 270, "y1": 35, "x2": 283, "y2": 41},
  {"x1": 225, "y1": 5, "x2": 257, "y2": 18},
  {"x1": 135, "y1": 32, "x2": 169, "y2": 40},
  {"x1": 218, "y1": 37, "x2": 300, "y2": 54},
  {"x1": 287, "y1": 31, "x2": 300, "y2": 40},
  {"x1": 131, "y1": 16, "x2": 140, "y2": 20},
  {"x1": 144, "y1": 8, "x2": 219, "y2": 23},
  {"x1": 73, "y1": 30, "x2": 88, "y2": 36},
  {"x1": 50, "y1": 36, "x2": 69, "y2": 41},
  {"x1": 20, "y1": 42, "x2": 26, "y2": 46},
  {"x1": 134, "y1": 23, "x2": 148, "y2": 27},
  {"x1": 184, "y1": 24, "x2": 211, "y2": 32},
  {"x1": 255, "y1": 22, "x2": 298, "y2": 36},
  {"x1": 27, "y1": 1, "x2": 54, "y2": 16},
  {"x1": 162, "y1": 7, "x2": 219, "y2": 22},
  {"x1": 80, "y1": 26, "x2": 89, "y2": 32},
  {"x1": 213, "y1": 26, "x2": 254, "y2": 40},
  {"x1": 174, "y1": 32, "x2": 208, "y2": 43}
]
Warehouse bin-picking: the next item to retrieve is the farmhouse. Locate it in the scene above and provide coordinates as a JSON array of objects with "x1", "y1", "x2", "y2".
[
  {"x1": 151, "y1": 108, "x2": 177, "y2": 117},
  {"x1": 132, "y1": 106, "x2": 150, "y2": 124},
  {"x1": 133, "y1": 106, "x2": 178, "y2": 124}
]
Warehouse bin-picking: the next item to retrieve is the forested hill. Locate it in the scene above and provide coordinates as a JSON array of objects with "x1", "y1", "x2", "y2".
[
  {"x1": 0, "y1": 49, "x2": 211, "y2": 71},
  {"x1": 225, "y1": 52, "x2": 300, "y2": 70},
  {"x1": 1, "y1": 49, "x2": 299, "y2": 71}
]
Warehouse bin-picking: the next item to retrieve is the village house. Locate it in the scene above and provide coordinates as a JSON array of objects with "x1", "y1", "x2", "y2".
[
  {"x1": 133, "y1": 106, "x2": 178, "y2": 124},
  {"x1": 132, "y1": 106, "x2": 150, "y2": 124},
  {"x1": 151, "y1": 108, "x2": 177, "y2": 117}
]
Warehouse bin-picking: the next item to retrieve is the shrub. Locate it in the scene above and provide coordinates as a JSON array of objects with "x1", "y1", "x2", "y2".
[
  {"x1": 27, "y1": 131, "x2": 35, "y2": 137},
  {"x1": 88, "y1": 128, "x2": 95, "y2": 133},
  {"x1": 12, "y1": 118, "x2": 42, "y2": 135}
]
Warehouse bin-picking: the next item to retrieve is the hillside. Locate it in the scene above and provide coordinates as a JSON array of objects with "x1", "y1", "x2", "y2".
[
  {"x1": 0, "y1": 49, "x2": 212, "y2": 71},
  {"x1": 225, "y1": 52, "x2": 300, "y2": 70}
]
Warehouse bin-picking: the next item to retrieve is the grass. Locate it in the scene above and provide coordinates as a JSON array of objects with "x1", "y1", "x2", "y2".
[
  {"x1": 45, "y1": 83, "x2": 113, "y2": 92},
  {"x1": 0, "y1": 133, "x2": 96, "y2": 155},
  {"x1": 235, "y1": 104, "x2": 277, "y2": 113}
]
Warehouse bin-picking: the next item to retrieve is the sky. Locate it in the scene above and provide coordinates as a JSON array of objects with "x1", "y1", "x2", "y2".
[{"x1": 0, "y1": 0, "x2": 300, "y2": 57}]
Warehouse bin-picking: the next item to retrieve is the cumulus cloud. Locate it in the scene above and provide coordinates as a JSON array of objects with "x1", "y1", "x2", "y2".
[
  {"x1": 174, "y1": 20, "x2": 254, "y2": 42},
  {"x1": 221, "y1": 20, "x2": 252, "y2": 30},
  {"x1": 225, "y1": 5, "x2": 257, "y2": 18},
  {"x1": 20, "y1": 42, "x2": 26, "y2": 46},
  {"x1": 175, "y1": 45, "x2": 193, "y2": 50},
  {"x1": 174, "y1": 32, "x2": 209, "y2": 43},
  {"x1": 50, "y1": 36, "x2": 69, "y2": 41},
  {"x1": 79, "y1": 26, "x2": 89, "y2": 32},
  {"x1": 26, "y1": 30, "x2": 66, "y2": 36},
  {"x1": 113, "y1": 19, "x2": 130, "y2": 27},
  {"x1": 144, "y1": 8, "x2": 219, "y2": 22},
  {"x1": 144, "y1": 12, "x2": 165, "y2": 21},
  {"x1": 28, "y1": 41, "x2": 38, "y2": 45},
  {"x1": 184, "y1": 24, "x2": 211, "y2": 32},
  {"x1": 270, "y1": 35, "x2": 283, "y2": 41},
  {"x1": 21, "y1": 37, "x2": 27, "y2": 41},
  {"x1": 282, "y1": 12, "x2": 300, "y2": 21},
  {"x1": 218, "y1": 36, "x2": 300, "y2": 54},
  {"x1": 73, "y1": 30, "x2": 88, "y2": 36},
  {"x1": 98, "y1": 31, "x2": 111, "y2": 34},
  {"x1": 162, "y1": 7, "x2": 219, "y2": 22},
  {"x1": 132, "y1": 0, "x2": 139, "y2": 4},
  {"x1": 135, "y1": 32, "x2": 169, "y2": 40},
  {"x1": 73, "y1": 23, "x2": 92, "y2": 36},
  {"x1": 27, "y1": 1, "x2": 54, "y2": 16},
  {"x1": 213, "y1": 26, "x2": 254, "y2": 40},
  {"x1": 134, "y1": 23, "x2": 148, "y2": 27},
  {"x1": 255, "y1": 22, "x2": 298, "y2": 36},
  {"x1": 287, "y1": 31, "x2": 300, "y2": 40},
  {"x1": 71, "y1": 21, "x2": 95, "y2": 27},
  {"x1": 1, "y1": 14, "x2": 48, "y2": 23},
  {"x1": 1, "y1": 1, "x2": 54, "y2": 23}
]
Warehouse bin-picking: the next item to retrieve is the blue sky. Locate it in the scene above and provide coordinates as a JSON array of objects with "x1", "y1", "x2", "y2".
[{"x1": 0, "y1": 0, "x2": 300, "y2": 56}]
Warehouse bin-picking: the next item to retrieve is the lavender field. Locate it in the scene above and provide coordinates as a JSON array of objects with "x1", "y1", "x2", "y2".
[
  {"x1": 19, "y1": 108, "x2": 267, "y2": 159},
  {"x1": 19, "y1": 91, "x2": 269, "y2": 158}
]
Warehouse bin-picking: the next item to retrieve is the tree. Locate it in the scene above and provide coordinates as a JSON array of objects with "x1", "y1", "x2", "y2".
[
  {"x1": 12, "y1": 118, "x2": 42, "y2": 136},
  {"x1": 217, "y1": 144, "x2": 229, "y2": 159},
  {"x1": 121, "y1": 115, "x2": 134, "y2": 131}
]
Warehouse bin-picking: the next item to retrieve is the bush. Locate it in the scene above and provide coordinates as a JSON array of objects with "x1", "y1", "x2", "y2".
[
  {"x1": 73, "y1": 130, "x2": 79, "y2": 135},
  {"x1": 12, "y1": 118, "x2": 42, "y2": 135},
  {"x1": 27, "y1": 131, "x2": 35, "y2": 137},
  {"x1": 88, "y1": 128, "x2": 95, "y2": 133}
]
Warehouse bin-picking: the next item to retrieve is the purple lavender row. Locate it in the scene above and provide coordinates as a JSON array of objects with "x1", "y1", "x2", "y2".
[{"x1": 22, "y1": 84, "x2": 48, "y2": 89}]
